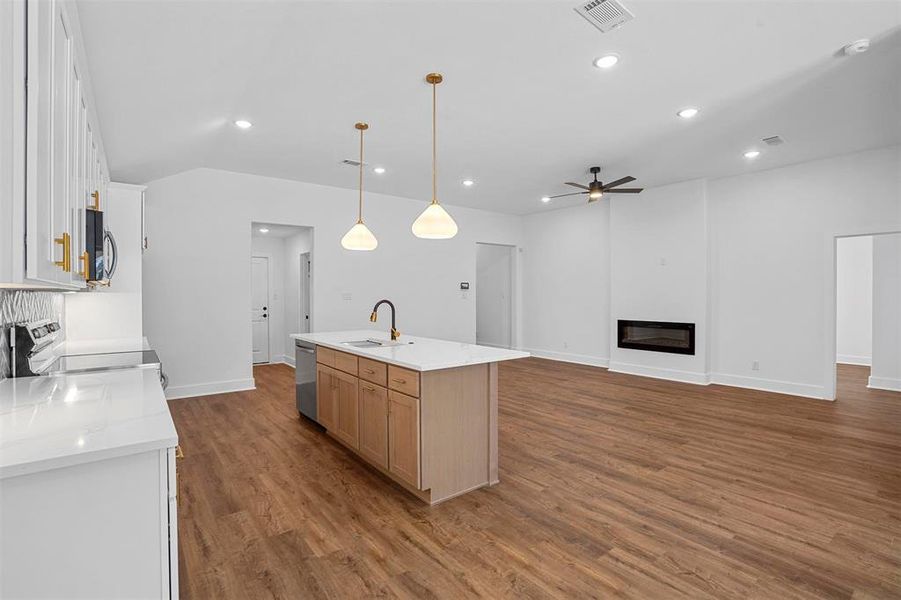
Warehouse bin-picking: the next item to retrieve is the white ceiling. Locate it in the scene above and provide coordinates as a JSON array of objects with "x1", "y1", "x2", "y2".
[
  {"x1": 251, "y1": 223, "x2": 311, "y2": 238},
  {"x1": 76, "y1": 0, "x2": 901, "y2": 215}
]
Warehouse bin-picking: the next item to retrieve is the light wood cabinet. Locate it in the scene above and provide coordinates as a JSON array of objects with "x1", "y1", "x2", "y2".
[
  {"x1": 388, "y1": 364, "x2": 420, "y2": 397},
  {"x1": 333, "y1": 369, "x2": 359, "y2": 450},
  {"x1": 358, "y1": 382, "x2": 389, "y2": 469},
  {"x1": 315, "y1": 345, "x2": 491, "y2": 504},
  {"x1": 388, "y1": 390, "x2": 421, "y2": 489},
  {"x1": 316, "y1": 364, "x2": 338, "y2": 431}
]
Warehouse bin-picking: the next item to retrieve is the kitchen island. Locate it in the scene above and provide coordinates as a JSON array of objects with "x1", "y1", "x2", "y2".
[{"x1": 290, "y1": 330, "x2": 528, "y2": 504}]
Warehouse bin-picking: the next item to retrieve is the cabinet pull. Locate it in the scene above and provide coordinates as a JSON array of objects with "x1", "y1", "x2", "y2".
[
  {"x1": 363, "y1": 384, "x2": 376, "y2": 392},
  {"x1": 391, "y1": 378, "x2": 406, "y2": 384},
  {"x1": 90, "y1": 190, "x2": 100, "y2": 210},
  {"x1": 54, "y1": 233, "x2": 71, "y2": 272},
  {"x1": 79, "y1": 251, "x2": 89, "y2": 278},
  {"x1": 175, "y1": 445, "x2": 184, "y2": 459},
  {"x1": 364, "y1": 368, "x2": 375, "y2": 374}
]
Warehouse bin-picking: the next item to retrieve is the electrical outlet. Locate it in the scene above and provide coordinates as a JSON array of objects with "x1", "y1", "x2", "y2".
[
  {"x1": 341, "y1": 292, "x2": 352, "y2": 301},
  {"x1": 752, "y1": 360, "x2": 759, "y2": 371}
]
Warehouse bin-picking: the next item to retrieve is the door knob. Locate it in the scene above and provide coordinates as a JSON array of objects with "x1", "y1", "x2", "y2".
[
  {"x1": 263, "y1": 306, "x2": 267, "y2": 310},
  {"x1": 263, "y1": 314, "x2": 268, "y2": 318}
]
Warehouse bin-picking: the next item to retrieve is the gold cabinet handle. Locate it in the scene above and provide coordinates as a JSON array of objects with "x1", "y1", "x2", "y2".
[
  {"x1": 362, "y1": 384, "x2": 376, "y2": 392},
  {"x1": 175, "y1": 445, "x2": 184, "y2": 459},
  {"x1": 54, "y1": 233, "x2": 71, "y2": 272},
  {"x1": 90, "y1": 190, "x2": 100, "y2": 210},
  {"x1": 391, "y1": 378, "x2": 406, "y2": 384},
  {"x1": 364, "y1": 369, "x2": 375, "y2": 374},
  {"x1": 79, "y1": 250, "x2": 89, "y2": 279}
]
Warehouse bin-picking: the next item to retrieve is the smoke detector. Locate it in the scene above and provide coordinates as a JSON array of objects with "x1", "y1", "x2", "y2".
[
  {"x1": 842, "y1": 39, "x2": 870, "y2": 56},
  {"x1": 573, "y1": 0, "x2": 634, "y2": 33},
  {"x1": 762, "y1": 135, "x2": 785, "y2": 146}
]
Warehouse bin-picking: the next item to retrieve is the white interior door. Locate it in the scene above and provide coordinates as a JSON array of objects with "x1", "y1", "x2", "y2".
[
  {"x1": 476, "y1": 243, "x2": 513, "y2": 348},
  {"x1": 300, "y1": 252, "x2": 311, "y2": 333},
  {"x1": 251, "y1": 256, "x2": 270, "y2": 364}
]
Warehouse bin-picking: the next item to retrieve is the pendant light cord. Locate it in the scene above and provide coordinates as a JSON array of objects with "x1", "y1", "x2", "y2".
[
  {"x1": 358, "y1": 126, "x2": 364, "y2": 223},
  {"x1": 432, "y1": 80, "x2": 437, "y2": 205}
]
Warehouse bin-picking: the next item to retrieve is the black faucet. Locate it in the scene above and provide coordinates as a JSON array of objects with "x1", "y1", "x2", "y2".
[{"x1": 370, "y1": 299, "x2": 400, "y2": 340}]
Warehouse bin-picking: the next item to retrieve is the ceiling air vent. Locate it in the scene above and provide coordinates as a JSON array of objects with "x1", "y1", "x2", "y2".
[
  {"x1": 341, "y1": 159, "x2": 367, "y2": 167},
  {"x1": 762, "y1": 135, "x2": 785, "y2": 146},
  {"x1": 574, "y1": 0, "x2": 634, "y2": 33}
]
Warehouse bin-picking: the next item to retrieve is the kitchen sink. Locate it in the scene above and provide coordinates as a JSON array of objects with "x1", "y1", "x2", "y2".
[{"x1": 342, "y1": 338, "x2": 413, "y2": 348}]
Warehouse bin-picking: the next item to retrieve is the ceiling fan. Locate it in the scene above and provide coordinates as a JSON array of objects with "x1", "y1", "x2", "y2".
[{"x1": 549, "y1": 166, "x2": 643, "y2": 202}]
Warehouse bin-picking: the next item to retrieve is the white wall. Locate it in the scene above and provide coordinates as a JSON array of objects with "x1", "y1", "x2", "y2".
[
  {"x1": 250, "y1": 234, "x2": 286, "y2": 364},
  {"x1": 520, "y1": 145, "x2": 900, "y2": 399},
  {"x1": 709, "y1": 146, "x2": 900, "y2": 399},
  {"x1": 476, "y1": 243, "x2": 513, "y2": 348},
  {"x1": 835, "y1": 235, "x2": 873, "y2": 365},
  {"x1": 610, "y1": 179, "x2": 709, "y2": 384},
  {"x1": 143, "y1": 168, "x2": 523, "y2": 399},
  {"x1": 870, "y1": 233, "x2": 901, "y2": 391},
  {"x1": 521, "y1": 200, "x2": 610, "y2": 366}
]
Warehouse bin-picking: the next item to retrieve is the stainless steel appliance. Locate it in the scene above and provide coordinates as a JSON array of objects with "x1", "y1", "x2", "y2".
[{"x1": 295, "y1": 340, "x2": 317, "y2": 421}]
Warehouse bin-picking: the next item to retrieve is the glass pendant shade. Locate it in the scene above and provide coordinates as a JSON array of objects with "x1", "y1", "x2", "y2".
[
  {"x1": 341, "y1": 221, "x2": 378, "y2": 251},
  {"x1": 412, "y1": 202, "x2": 458, "y2": 239}
]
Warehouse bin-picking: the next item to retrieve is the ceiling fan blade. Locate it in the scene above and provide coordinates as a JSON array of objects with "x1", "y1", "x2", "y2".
[
  {"x1": 564, "y1": 182, "x2": 590, "y2": 190},
  {"x1": 604, "y1": 188, "x2": 643, "y2": 194},
  {"x1": 602, "y1": 176, "x2": 636, "y2": 190},
  {"x1": 549, "y1": 191, "x2": 588, "y2": 199}
]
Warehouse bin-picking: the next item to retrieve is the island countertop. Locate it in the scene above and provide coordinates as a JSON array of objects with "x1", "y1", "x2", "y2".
[{"x1": 290, "y1": 330, "x2": 529, "y2": 372}]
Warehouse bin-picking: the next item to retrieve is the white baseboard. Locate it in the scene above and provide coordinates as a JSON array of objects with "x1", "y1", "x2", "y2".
[
  {"x1": 166, "y1": 378, "x2": 256, "y2": 400},
  {"x1": 522, "y1": 348, "x2": 609, "y2": 368},
  {"x1": 868, "y1": 376, "x2": 901, "y2": 392},
  {"x1": 710, "y1": 373, "x2": 827, "y2": 400},
  {"x1": 281, "y1": 354, "x2": 296, "y2": 368},
  {"x1": 609, "y1": 361, "x2": 709, "y2": 385},
  {"x1": 836, "y1": 354, "x2": 872, "y2": 366}
]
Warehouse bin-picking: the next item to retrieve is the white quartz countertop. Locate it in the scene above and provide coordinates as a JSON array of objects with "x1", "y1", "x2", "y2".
[
  {"x1": 290, "y1": 330, "x2": 529, "y2": 371},
  {"x1": 0, "y1": 368, "x2": 177, "y2": 479}
]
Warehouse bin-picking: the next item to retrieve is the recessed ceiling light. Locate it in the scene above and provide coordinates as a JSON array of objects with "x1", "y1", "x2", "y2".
[
  {"x1": 541, "y1": 196, "x2": 551, "y2": 203},
  {"x1": 462, "y1": 179, "x2": 475, "y2": 187},
  {"x1": 743, "y1": 150, "x2": 761, "y2": 159},
  {"x1": 676, "y1": 107, "x2": 699, "y2": 119},
  {"x1": 593, "y1": 54, "x2": 619, "y2": 69},
  {"x1": 234, "y1": 120, "x2": 253, "y2": 129},
  {"x1": 373, "y1": 167, "x2": 386, "y2": 174},
  {"x1": 258, "y1": 227, "x2": 269, "y2": 233}
]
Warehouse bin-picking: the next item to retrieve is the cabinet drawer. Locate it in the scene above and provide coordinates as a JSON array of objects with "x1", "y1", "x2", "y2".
[
  {"x1": 317, "y1": 346, "x2": 336, "y2": 368},
  {"x1": 358, "y1": 357, "x2": 387, "y2": 387},
  {"x1": 334, "y1": 351, "x2": 358, "y2": 376},
  {"x1": 387, "y1": 365, "x2": 420, "y2": 397}
]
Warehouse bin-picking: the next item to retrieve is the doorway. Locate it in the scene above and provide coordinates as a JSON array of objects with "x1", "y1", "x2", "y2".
[
  {"x1": 476, "y1": 242, "x2": 515, "y2": 348},
  {"x1": 251, "y1": 256, "x2": 270, "y2": 364},
  {"x1": 831, "y1": 231, "x2": 901, "y2": 398},
  {"x1": 251, "y1": 222, "x2": 314, "y2": 367}
]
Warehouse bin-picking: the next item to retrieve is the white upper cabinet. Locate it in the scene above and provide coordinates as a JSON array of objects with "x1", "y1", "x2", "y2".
[{"x1": 0, "y1": 0, "x2": 109, "y2": 289}]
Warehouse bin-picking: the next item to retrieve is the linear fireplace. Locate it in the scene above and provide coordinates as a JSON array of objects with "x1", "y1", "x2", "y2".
[{"x1": 617, "y1": 320, "x2": 695, "y2": 355}]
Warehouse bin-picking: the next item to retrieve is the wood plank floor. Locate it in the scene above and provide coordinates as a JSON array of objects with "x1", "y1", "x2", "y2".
[{"x1": 170, "y1": 360, "x2": 901, "y2": 599}]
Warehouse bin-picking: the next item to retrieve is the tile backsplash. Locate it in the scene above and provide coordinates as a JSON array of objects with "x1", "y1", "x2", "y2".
[{"x1": 0, "y1": 289, "x2": 64, "y2": 380}]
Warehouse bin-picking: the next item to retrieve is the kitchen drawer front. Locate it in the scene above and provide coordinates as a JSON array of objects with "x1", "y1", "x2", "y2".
[
  {"x1": 388, "y1": 365, "x2": 420, "y2": 397},
  {"x1": 317, "y1": 346, "x2": 336, "y2": 368},
  {"x1": 358, "y1": 357, "x2": 387, "y2": 387},
  {"x1": 334, "y1": 351, "x2": 358, "y2": 376}
]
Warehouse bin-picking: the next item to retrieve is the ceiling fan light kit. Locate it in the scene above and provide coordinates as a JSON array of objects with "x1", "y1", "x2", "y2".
[{"x1": 549, "y1": 165, "x2": 643, "y2": 203}]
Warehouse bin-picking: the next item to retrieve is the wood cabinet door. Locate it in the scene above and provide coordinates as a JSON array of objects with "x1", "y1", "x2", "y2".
[
  {"x1": 333, "y1": 370, "x2": 359, "y2": 450},
  {"x1": 316, "y1": 365, "x2": 337, "y2": 431},
  {"x1": 388, "y1": 391, "x2": 421, "y2": 489},
  {"x1": 358, "y1": 382, "x2": 388, "y2": 470}
]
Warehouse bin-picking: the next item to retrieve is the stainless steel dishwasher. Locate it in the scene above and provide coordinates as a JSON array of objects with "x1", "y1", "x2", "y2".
[{"x1": 295, "y1": 340, "x2": 317, "y2": 421}]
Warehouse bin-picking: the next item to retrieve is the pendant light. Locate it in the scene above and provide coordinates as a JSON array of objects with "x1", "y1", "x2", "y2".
[
  {"x1": 341, "y1": 122, "x2": 378, "y2": 251},
  {"x1": 412, "y1": 73, "x2": 458, "y2": 239}
]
